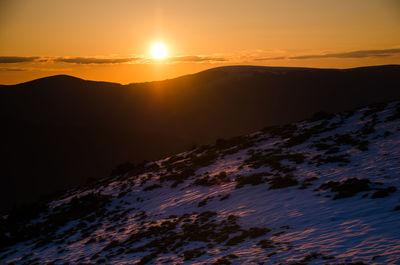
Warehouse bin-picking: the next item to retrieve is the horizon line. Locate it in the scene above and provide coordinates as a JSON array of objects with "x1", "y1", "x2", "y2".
[{"x1": 1, "y1": 63, "x2": 399, "y2": 86}]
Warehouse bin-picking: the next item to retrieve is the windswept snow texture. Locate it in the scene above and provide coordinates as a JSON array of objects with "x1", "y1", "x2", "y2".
[{"x1": 1, "y1": 101, "x2": 400, "y2": 265}]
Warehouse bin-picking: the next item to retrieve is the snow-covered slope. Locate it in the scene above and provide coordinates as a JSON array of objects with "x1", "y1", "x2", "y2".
[{"x1": 1, "y1": 101, "x2": 400, "y2": 265}]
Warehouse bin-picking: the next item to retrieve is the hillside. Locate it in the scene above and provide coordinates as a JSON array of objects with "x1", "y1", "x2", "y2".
[
  {"x1": 1, "y1": 65, "x2": 400, "y2": 214},
  {"x1": 1, "y1": 99, "x2": 399, "y2": 264}
]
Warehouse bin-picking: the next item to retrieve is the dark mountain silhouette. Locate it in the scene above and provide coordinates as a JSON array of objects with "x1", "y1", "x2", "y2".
[{"x1": 1, "y1": 65, "x2": 400, "y2": 214}]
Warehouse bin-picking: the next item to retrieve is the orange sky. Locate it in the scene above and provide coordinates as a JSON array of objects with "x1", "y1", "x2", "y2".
[{"x1": 0, "y1": 0, "x2": 399, "y2": 84}]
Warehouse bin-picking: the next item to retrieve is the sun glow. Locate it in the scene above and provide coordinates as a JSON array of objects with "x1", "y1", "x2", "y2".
[{"x1": 151, "y1": 43, "x2": 168, "y2": 60}]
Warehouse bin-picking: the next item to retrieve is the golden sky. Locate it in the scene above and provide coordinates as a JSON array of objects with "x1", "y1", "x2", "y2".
[{"x1": 0, "y1": 0, "x2": 399, "y2": 84}]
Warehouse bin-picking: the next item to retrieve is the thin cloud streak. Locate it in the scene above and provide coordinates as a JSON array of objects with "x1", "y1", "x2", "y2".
[
  {"x1": 254, "y1": 56, "x2": 286, "y2": 61},
  {"x1": 289, "y1": 48, "x2": 400, "y2": 60},
  {"x1": 0, "y1": 56, "x2": 141, "y2": 65},
  {"x1": 0, "y1": 56, "x2": 39, "y2": 63},
  {"x1": 54, "y1": 57, "x2": 140, "y2": 64},
  {"x1": 168, "y1": 55, "x2": 227, "y2": 63},
  {"x1": 0, "y1": 67, "x2": 27, "y2": 71}
]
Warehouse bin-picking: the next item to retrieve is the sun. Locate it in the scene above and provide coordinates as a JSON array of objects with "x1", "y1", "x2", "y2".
[{"x1": 151, "y1": 43, "x2": 167, "y2": 60}]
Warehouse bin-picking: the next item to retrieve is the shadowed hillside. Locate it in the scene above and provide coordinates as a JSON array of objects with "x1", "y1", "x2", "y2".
[
  {"x1": 1, "y1": 98, "x2": 400, "y2": 264},
  {"x1": 1, "y1": 65, "x2": 400, "y2": 213}
]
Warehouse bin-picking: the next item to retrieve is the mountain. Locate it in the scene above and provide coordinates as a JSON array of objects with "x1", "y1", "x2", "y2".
[
  {"x1": 1, "y1": 99, "x2": 399, "y2": 264},
  {"x1": 1, "y1": 65, "x2": 400, "y2": 214}
]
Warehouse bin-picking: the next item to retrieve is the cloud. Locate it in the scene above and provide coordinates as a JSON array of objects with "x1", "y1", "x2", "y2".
[
  {"x1": 168, "y1": 55, "x2": 227, "y2": 63},
  {"x1": 289, "y1": 48, "x2": 400, "y2": 60},
  {"x1": 2, "y1": 48, "x2": 399, "y2": 67},
  {"x1": 0, "y1": 55, "x2": 228, "y2": 66},
  {"x1": 0, "y1": 56, "x2": 39, "y2": 63},
  {"x1": 254, "y1": 56, "x2": 286, "y2": 61},
  {"x1": 0, "y1": 67, "x2": 26, "y2": 71},
  {"x1": 54, "y1": 57, "x2": 139, "y2": 64}
]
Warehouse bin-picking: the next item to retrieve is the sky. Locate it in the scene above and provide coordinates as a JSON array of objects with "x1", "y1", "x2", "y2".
[{"x1": 0, "y1": 0, "x2": 399, "y2": 84}]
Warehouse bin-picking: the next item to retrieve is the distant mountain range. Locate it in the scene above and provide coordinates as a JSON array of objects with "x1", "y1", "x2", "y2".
[
  {"x1": 1, "y1": 98, "x2": 399, "y2": 264},
  {"x1": 1, "y1": 65, "x2": 400, "y2": 214}
]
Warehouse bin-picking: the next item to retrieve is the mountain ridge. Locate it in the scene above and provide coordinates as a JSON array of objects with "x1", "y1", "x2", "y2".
[
  {"x1": 1, "y1": 64, "x2": 400, "y2": 215},
  {"x1": 2, "y1": 64, "x2": 400, "y2": 86}
]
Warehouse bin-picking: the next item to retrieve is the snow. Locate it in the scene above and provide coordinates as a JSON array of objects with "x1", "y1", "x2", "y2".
[{"x1": 1, "y1": 101, "x2": 400, "y2": 264}]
